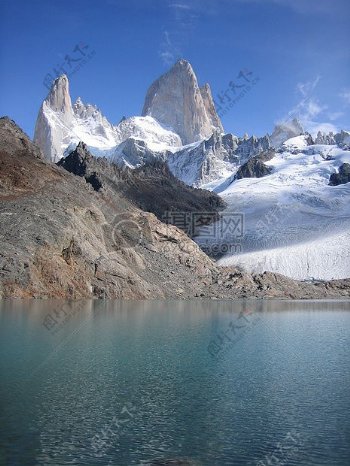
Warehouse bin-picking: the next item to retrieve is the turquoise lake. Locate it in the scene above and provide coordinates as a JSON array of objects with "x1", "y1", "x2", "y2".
[{"x1": 0, "y1": 299, "x2": 349, "y2": 465}]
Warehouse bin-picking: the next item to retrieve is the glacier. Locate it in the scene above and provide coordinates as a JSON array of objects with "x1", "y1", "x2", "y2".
[{"x1": 197, "y1": 137, "x2": 350, "y2": 280}]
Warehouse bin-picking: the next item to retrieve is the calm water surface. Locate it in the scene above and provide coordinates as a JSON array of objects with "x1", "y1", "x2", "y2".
[{"x1": 0, "y1": 299, "x2": 349, "y2": 466}]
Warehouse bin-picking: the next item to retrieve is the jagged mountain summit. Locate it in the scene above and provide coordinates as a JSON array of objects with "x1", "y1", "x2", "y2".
[
  {"x1": 167, "y1": 131, "x2": 271, "y2": 187},
  {"x1": 33, "y1": 63, "x2": 349, "y2": 192},
  {"x1": 34, "y1": 75, "x2": 119, "y2": 162},
  {"x1": 32, "y1": 64, "x2": 271, "y2": 185},
  {"x1": 142, "y1": 59, "x2": 224, "y2": 144},
  {"x1": 34, "y1": 60, "x2": 224, "y2": 163},
  {"x1": 314, "y1": 129, "x2": 350, "y2": 148},
  {"x1": 33, "y1": 75, "x2": 182, "y2": 163}
]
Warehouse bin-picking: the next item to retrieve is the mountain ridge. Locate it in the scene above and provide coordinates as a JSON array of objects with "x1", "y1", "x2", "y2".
[{"x1": 2, "y1": 116, "x2": 349, "y2": 299}]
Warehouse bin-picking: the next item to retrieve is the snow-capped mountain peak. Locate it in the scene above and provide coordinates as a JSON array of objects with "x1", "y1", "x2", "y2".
[
  {"x1": 33, "y1": 60, "x2": 226, "y2": 164},
  {"x1": 34, "y1": 74, "x2": 183, "y2": 162},
  {"x1": 114, "y1": 116, "x2": 181, "y2": 152}
]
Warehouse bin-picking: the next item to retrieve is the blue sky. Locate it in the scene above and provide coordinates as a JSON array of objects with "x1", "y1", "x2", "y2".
[{"x1": 0, "y1": 0, "x2": 349, "y2": 138}]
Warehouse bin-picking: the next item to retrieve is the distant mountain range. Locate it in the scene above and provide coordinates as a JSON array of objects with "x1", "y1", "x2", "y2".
[
  {"x1": 34, "y1": 60, "x2": 349, "y2": 190},
  {"x1": 0, "y1": 60, "x2": 349, "y2": 291}
]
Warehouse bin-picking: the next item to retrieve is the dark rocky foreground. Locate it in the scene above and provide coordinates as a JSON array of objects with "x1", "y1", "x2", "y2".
[{"x1": 0, "y1": 116, "x2": 349, "y2": 299}]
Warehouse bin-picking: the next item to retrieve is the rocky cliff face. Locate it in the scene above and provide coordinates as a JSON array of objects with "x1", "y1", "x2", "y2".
[
  {"x1": 34, "y1": 75, "x2": 74, "y2": 162},
  {"x1": 200, "y1": 83, "x2": 224, "y2": 134},
  {"x1": 142, "y1": 59, "x2": 224, "y2": 145}
]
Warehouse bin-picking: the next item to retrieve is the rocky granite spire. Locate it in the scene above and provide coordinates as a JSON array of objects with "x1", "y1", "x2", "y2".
[
  {"x1": 142, "y1": 59, "x2": 224, "y2": 145},
  {"x1": 45, "y1": 74, "x2": 73, "y2": 116},
  {"x1": 34, "y1": 75, "x2": 74, "y2": 162},
  {"x1": 200, "y1": 83, "x2": 223, "y2": 133}
]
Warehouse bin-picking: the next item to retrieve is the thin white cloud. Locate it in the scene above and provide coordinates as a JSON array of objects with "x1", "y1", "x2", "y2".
[
  {"x1": 339, "y1": 90, "x2": 350, "y2": 105},
  {"x1": 160, "y1": 50, "x2": 175, "y2": 66},
  {"x1": 159, "y1": 30, "x2": 181, "y2": 66},
  {"x1": 269, "y1": 0, "x2": 341, "y2": 15},
  {"x1": 328, "y1": 111, "x2": 344, "y2": 121},
  {"x1": 298, "y1": 101, "x2": 337, "y2": 136},
  {"x1": 181, "y1": 0, "x2": 345, "y2": 16},
  {"x1": 158, "y1": 1, "x2": 198, "y2": 67},
  {"x1": 305, "y1": 100, "x2": 327, "y2": 119},
  {"x1": 306, "y1": 121, "x2": 338, "y2": 136},
  {"x1": 286, "y1": 97, "x2": 326, "y2": 124},
  {"x1": 280, "y1": 77, "x2": 340, "y2": 135},
  {"x1": 296, "y1": 76, "x2": 320, "y2": 98},
  {"x1": 169, "y1": 3, "x2": 192, "y2": 9}
]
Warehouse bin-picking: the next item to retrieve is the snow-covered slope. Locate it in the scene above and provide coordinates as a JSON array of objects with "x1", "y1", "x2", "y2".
[
  {"x1": 196, "y1": 139, "x2": 350, "y2": 280},
  {"x1": 218, "y1": 230, "x2": 350, "y2": 281},
  {"x1": 115, "y1": 116, "x2": 181, "y2": 152}
]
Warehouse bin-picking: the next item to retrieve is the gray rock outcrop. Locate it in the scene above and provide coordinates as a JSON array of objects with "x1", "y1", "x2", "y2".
[
  {"x1": 329, "y1": 163, "x2": 350, "y2": 186},
  {"x1": 234, "y1": 150, "x2": 274, "y2": 180},
  {"x1": 58, "y1": 142, "x2": 225, "y2": 227},
  {"x1": 0, "y1": 116, "x2": 43, "y2": 159}
]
